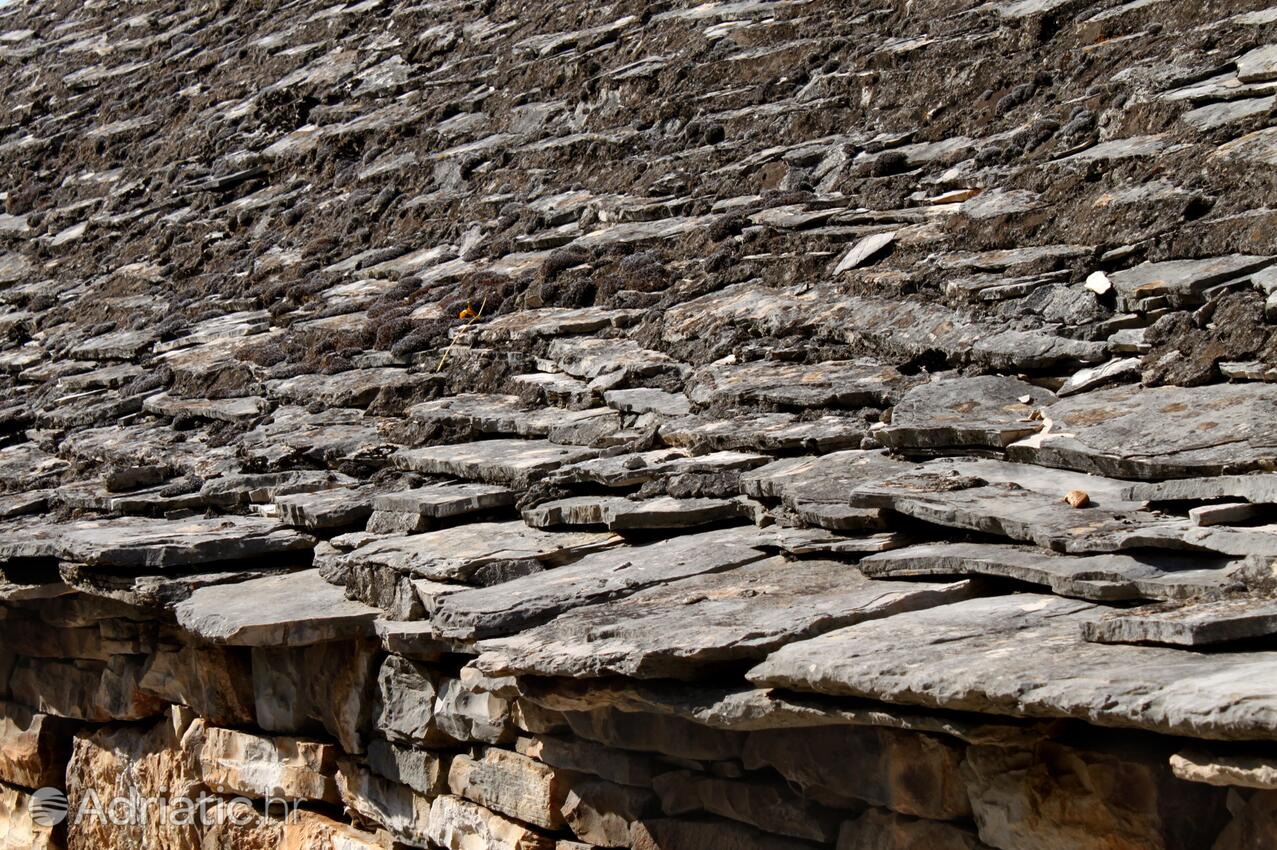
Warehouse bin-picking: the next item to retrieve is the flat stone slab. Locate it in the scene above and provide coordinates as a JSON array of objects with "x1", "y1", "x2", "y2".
[
  {"x1": 552, "y1": 449, "x2": 769, "y2": 488},
  {"x1": 741, "y1": 450, "x2": 909, "y2": 503},
  {"x1": 1107, "y1": 255, "x2": 1273, "y2": 308},
  {"x1": 686, "y1": 359, "x2": 911, "y2": 409},
  {"x1": 1125, "y1": 474, "x2": 1277, "y2": 505},
  {"x1": 338, "y1": 520, "x2": 617, "y2": 583},
  {"x1": 372, "y1": 483, "x2": 514, "y2": 518},
  {"x1": 1171, "y1": 749, "x2": 1277, "y2": 790},
  {"x1": 523, "y1": 495, "x2": 742, "y2": 530},
  {"x1": 175, "y1": 569, "x2": 380, "y2": 646},
  {"x1": 848, "y1": 473, "x2": 1190, "y2": 555},
  {"x1": 143, "y1": 392, "x2": 270, "y2": 424},
  {"x1": 1008, "y1": 383, "x2": 1277, "y2": 480},
  {"x1": 861, "y1": 542, "x2": 1245, "y2": 602},
  {"x1": 477, "y1": 558, "x2": 974, "y2": 680},
  {"x1": 1081, "y1": 598, "x2": 1277, "y2": 646},
  {"x1": 749, "y1": 593, "x2": 1277, "y2": 740},
  {"x1": 407, "y1": 393, "x2": 611, "y2": 440},
  {"x1": 238, "y1": 406, "x2": 400, "y2": 469},
  {"x1": 0, "y1": 516, "x2": 315, "y2": 569},
  {"x1": 660, "y1": 413, "x2": 867, "y2": 453},
  {"x1": 429, "y1": 527, "x2": 772, "y2": 639},
  {"x1": 602, "y1": 388, "x2": 691, "y2": 417},
  {"x1": 879, "y1": 375, "x2": 1053, "y2": 452},
  {"x1": 277, "y1": 487, "x2": 375, "y2": 529},
  {"x1": 266, "y1": 368, "x2": 431, "y2": 408},
  {"x1": 393, "y1": 440, "x2": 599, "y2": 488}
]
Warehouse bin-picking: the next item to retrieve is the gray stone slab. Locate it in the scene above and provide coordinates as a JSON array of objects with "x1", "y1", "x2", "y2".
[
  {"x1": 861, "y1": 542, "x2": 1245, "y2": 602},
  {"x1": 849, "y1": 472, "x2": 1190, "y2": 554},
  {"x1": 430, "y1": 527, "x2": 772, "y2": 639},
  {"x1": 749, "y1": 593, "x2": 1277, "y2": 740},
  {"x1": 0, "y1": 516, "x2": 315, "y2": 569},
  {"x1": 686, "y1": 359, "x2": 911, "y2": 409},
  {"x1": 1008, "y1": 383, "x2": 1277, "y2": 480},
  {"x1": 407, "y1": 393, "x2": 613, "y2": 441},
  {"x1": 879, "y1": 375, "x2": 1053, "y2": 452},
  {"x1": 175, "y1": 569, "x2": 380, "y2": 646},
  {"x1": 143, "y1": 393, "x2": 270, "y2": 424},
  {"x1": 1125, "y1": 474, "x2": 1277, "y2": 504},
  {"x1": 393, "y1": 440, "x2": 599, "y2": 488},
  {"x1": 523, "y1": 495, "x2": 742, "y2": 530},
  {"x1": 372, "y1": 483, "x2": 514, "y2": 518},
  {"x1": 267, "y1": 367, "x2": 432, "y2": 408},
  {"x1": 740, "y1": 450, "x2": 909, "y2": 503},
  {"x1": 1056, "y1": 357, "x2": 1142, "y2": 397},
  {"x1": 602, "y1": 388, "x2": 691, "y2": 417},
  {"x1": 477, "y1": 558, "x2": 974, "y2": 680},
  {"x1": 1107, "y1": 255, "x2": 1273, "y2": 308},
  {"x1": 338, "y1": 520, "x2": 617, "y2": 583},
  {"x1": 276, "y1": 487, "x2": 375, "y2": 529},
  {"x1": 660, "y1": 413, "x2": 867, "y2": 453},
  {"x1": 552, "y1": 449, "x2": 769, "y2": 488},
  {"x1": 1081, "y1": 598, "x2": 1277, "y2": 646}
]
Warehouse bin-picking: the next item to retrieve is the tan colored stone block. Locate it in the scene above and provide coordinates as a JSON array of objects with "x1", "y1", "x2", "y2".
[{"x1": 448, "y1": 748, "x2": 567, "y2": 830}]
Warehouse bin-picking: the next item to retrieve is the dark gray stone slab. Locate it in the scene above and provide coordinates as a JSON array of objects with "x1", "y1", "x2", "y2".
[
  {"x1": 276, "y1": 487, "x2": 375, "y2": 529},
  {"x1": 1107, "y1": 255, "x2": 1273, "y2": 308},
  {"x1": 394, "y1": 440, "x2": 599, "y2": 488},
  {"x1": 430, "y1": 527, "x2": 771, "y2": 639},
  {"x1": 660, "y1": 413, "x2": 867, "y2": 453},
  {"x1": 477, "y1": 558, "x2": 973, "y2": 680},
  {"x1": 523, "y1": 495, "x2": 743, "y2": 530},
  {"x1": 1125, "y1": 474, "x2": 1277, "y2": 504},
  {"x1": 848, "y1": 473, "x2": 1190, "y2": 554},
  {"x1": 338, "y1": 520, "x2": 617, "y2": 584},
  {"x1": 372, "y1": 483, "x2": 514, "y2": 518},
  {"x1": 0, "y1": 516, "x2": 315, "y2": 569},
  {"x1": 175, "y1": 569, "x2": 380, "y2": 646},
  {"x1": 861, "y1": 542, "x2": 1245, "y2": 602},
  {"x1": 552, "y1": 449, "x2": 768, "y2": 488},
  {"x1": 880, "y1": 375, "x2": 1053, "y2": 452},
  {"x1": 1007, "y1": 383, "x2": 1277, "y2": 480},
  {"x1": 686, "y1": 359, "x2": 911, "y2": 409},
  {"x1": 1081, "y1": 598, "x2": 1277, "y2": 646},
  {"x1": 749, "y1": 593, "x2": 1277, "y2": 740}
]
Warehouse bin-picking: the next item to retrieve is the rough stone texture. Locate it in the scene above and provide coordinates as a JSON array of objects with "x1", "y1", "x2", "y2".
[
  {"x1": 751, "y1": 595, "x2": 1277, "y2": 740},
  {"x1": 175, "y1": 569, "x2": 380, "y2": 646},
  {"x1": 5, "y1": 1, "x2": 1277, "y2": 849}
]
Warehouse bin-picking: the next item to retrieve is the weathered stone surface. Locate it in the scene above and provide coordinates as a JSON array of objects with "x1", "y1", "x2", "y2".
[
  {"x1": 197, "y1": 722, "x2": 338, "y2": 803},
  {"x1": 516, "y1": 736, "x2": 663, "y2": 788},
  {"x1": 1107, "y1": 255, "x2": 1273, "y2": 308},
  {"x1": 366, "y1": 739, "x2": 449, "y2": 798},
  {"x1": 11, "y1": 655, "x2": 162, "y2": 722},
  {"x1": 1211, "y1": 789, "x2": 1277, "y2": 850},
  {"x1": 276, "y1": 487, "x2": 374, "y2": 529},
  {"x1": 1008, "y1": 384, "x2": 1277, "y2": 480},
  {"x1": 435, "y1": 673, "x2": 517, "y2": 745},
  {"x1": 430, "y1": 528, "x2": 770, "y2": 639},
  {"x1": 267, "y1": 368, "x2": 429, "y2": 408},
  {"x1": 861, "y1": 543, "x2": 1245, "y2": 602},
  {"x1": 394, "y1": 440, "x2": 599, "y2": 488},
  {"x1": 372, "y1": 483, "x2": 514, "y2": 518},
  {"x1": 849, "y1": 474, "x2": 1192, "y2": 555},
  {"x1": 252, "y1": 640, "x2": 378, "y2": 754},
  {"x1": 449, "y1": 747, "x2": 568, "y2": 829},
  {"x1": 201, "y1": 803, "x2": 385, "y2": 850},
  {"x1": 0, "y1": 516, "x2": 314, "y2": 569},
  {"x1": 686, "y1": 359, "x2": 909, "y2": 409},
  {"x1": 564, "y1": 707, "x2": 744, "y2": 761},
  {"x1": 1171, "y1": 750, "x2": 1277, "y2": 790},
  {"x1": 339, "y1": 521, "x2": 616, "y2": 584},
  {"x1": 427, "y1": 794, "x2": 555, "y2": 850},
  {"x1": 139, "y1": 640, "x2": 256, "y2": 727},
  {"x1": 523, "y1": 495, "x2": 742, "y2": 530},
  {"x1": 880, "y1": 376, "x2": 1053, "y2": 452},
  {"x1": 836, "y1": 809, "x2": 990, "y2": 850},
  {"x1": 0, "y1": 783, "x2": 58, "y2": 850},
  {"x1": 743, "y1": 725, "x2": 970, "y2": 819},
  {"x1": 65, "y1": 708, "x2": 202, "y2": 850},
  {"x1": 1082, "y1": 598, "x2": 1277, "y2": 646},
  {"x1": 0, "y1": 701, "x2": 72, "y2": 789},
  {"x1": 962, "y1": 742, "x2": 1227, "y2": 850},
  {"x1": 553, "y1": 450, "x2": 768, "y2": 489},
  {"x1": 561, "y1": 777, "x2": 655, "y2": 847},
  {"x1": 176, "y1": 569, "x2": 379, "y2": 646},
  {"x1": 660, "y1": 413, "x2": 867, "y2": 453},
  {"x1": 373, "y1": 655, "x2": 446, "y2": 747},
  {"x1": 337, "y1": 757, "x2": 432, "y2": 847},
  {"x1": 751, "y1": 594, "x2": 1277, "y2": 740},
  {"x1": 478, "y1": 558, "x2": 972, "y2": 680},
  {"x1": 1126, "y1": 474, "x2": 1277, "y2": 505},
  {"x1": 653, "y1": 770, "x2": 842, "y2": 842}
]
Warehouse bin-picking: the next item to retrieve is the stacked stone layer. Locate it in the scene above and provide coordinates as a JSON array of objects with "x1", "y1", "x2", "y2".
[{"x1": 3, "y1": 0, "x2": 1277, "y2": 848}]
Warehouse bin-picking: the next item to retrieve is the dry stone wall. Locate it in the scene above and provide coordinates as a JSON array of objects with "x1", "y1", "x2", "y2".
[{"x1": 3, "y1": 0, "x2": 1277, "y2": 848}]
